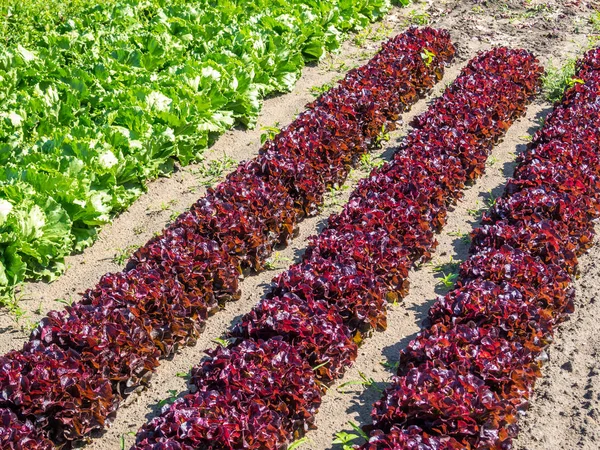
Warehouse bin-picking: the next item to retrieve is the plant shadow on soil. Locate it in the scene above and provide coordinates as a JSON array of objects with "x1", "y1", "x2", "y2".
[{"x1": 0, "y1": 322, "x2": 24, "y2": 336}]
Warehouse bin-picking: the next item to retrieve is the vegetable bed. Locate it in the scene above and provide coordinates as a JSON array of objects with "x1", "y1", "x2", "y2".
[
  {"x1": 2, "y1": 1, "x2": 599, "y2": 449},
  {"x1": 0, "y1": 27, "x2": 454, "y2": 449},
  {"x1": 131, "y1": 46, "x2": 542, "y2": 449},
  {"x1": 360, "y1": 46, "x2": 600, "y2": 449}
]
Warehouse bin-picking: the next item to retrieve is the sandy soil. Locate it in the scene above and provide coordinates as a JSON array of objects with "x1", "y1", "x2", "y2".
[{"x1": 1, "y1": 1, "x2": 599, "y2": 449}]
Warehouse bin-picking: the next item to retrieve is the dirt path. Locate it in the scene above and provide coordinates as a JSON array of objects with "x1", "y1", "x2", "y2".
[{"x1": 1, "y1": 1, "x2": 599, "y2": 449}]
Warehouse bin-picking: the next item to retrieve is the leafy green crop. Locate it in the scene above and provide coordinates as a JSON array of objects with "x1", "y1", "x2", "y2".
[{"x1": 0, "y1": 0, "x2": 393, "y2": 305}]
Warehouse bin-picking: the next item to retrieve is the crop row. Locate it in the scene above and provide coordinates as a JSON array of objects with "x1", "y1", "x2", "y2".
[
  {"x1": 0, "y1": 0, "x2": 393, "y2": 305},
  {"x1": 0, "y1": 28, "x2": 455, "y2": 449},
  {"x1": 131, "y1": 48, "x2": 542, "y2": 449},
  {"x1": 360, "y1": 47, "x2": 600, "y2": 449}
]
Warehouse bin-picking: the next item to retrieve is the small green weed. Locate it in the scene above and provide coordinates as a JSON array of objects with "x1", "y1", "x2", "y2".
[
  {"x1": 120, "y1": 432, "x2": 136, "y2": 450},
  {"x1": 467, "y1": 200, "x2": 485, "y2": 219},
  {"x1": 438, "y1": 272, "x2": 459, "y2": 289},
  {"x1": 259, "y1": 125, "x2": 281, "y2": 145},
  {"x1": 3, "y1": 292, "x2": 26, "y2": 320},
  {"x1": 196, "y1": 156, "x2": 237, "y2": 186},
  {"x1": 113, "y1": 244, "x2": 139, "y2": 266},
  {"x1": 325, "y1": 184, "x2": 351, "y2": 208},
  {"x1": 353, "y1": 23, "x2": 393, "y2": 47},
  {"x1": 288, "y1": 437, "x2": 309, "y2": 450},
  {"x1": 542, "y1": 58, "x2": 582, "y2": 102},
  {"x1": 333, "y1": 422, "x2": 370, "y2": 449},
  {"x1": 485, "y1": 190, "x2": 498, "y2": 208},
  {"x1": 380, "y1": 360, "x2": 399, "y2": 371},
  {"x1": 360, "y1": 153, "x2": 385, "y2": 172},
  {"x1": 448, "y1": 230, "x2": 471, "y2": 245},
  {"x1": 212, "y1": 337, "x2": 232, "y2": 347},
  {"x1": 310, "y1": 80, "x2": 335, "y2": 97},
  {"x1": 55, "y1": 296, "x2": 74, "y2": 307},
  {"x1": 175, "y1": 370, "x2": 191, "y2": 380},
  {"x1": 373, "y1": 123, "x2": 391, "y2": 147},
  {"x1": 337, "y1": 371, "x2": 381, "y2": 393},
  {"x1": 409, "y1": 10, "x2": 430, "y2": 25},
  {"x1": 157, "y1": 389, "x2": 179, "y2": 408},
  {"x1": 432, "y1": 258, "x2": 460, "y2": 290},
  {"x1": 264, "y1": 251, "x2": 292, "y2": 270},
  {"x1": 312, "y1": 360, "x2": 330, "y2": 372}
]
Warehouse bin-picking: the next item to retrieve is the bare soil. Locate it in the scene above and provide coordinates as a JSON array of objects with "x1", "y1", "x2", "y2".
[{"x1": 1, "y1": 1, "x2": 599, "y2": 449}]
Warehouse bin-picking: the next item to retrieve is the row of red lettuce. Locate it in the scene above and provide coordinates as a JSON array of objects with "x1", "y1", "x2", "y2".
[
  {"x1": 131, "y1": 48, "x2": 542, "y2": 449},
  {"x1": 359, "y1": 47, "x2": 600, "y2": 449},
  {"x1": 0, "y1": 28, "x2": 455, "y2": 448}
]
